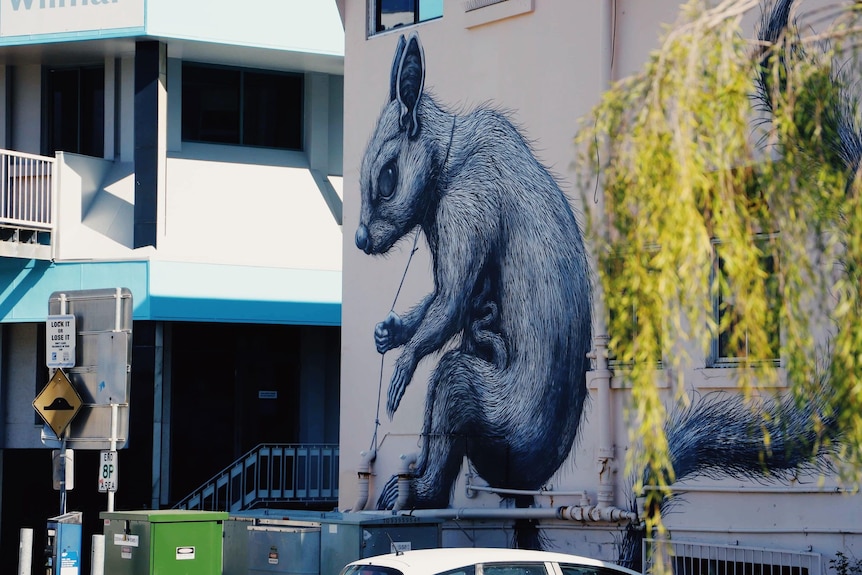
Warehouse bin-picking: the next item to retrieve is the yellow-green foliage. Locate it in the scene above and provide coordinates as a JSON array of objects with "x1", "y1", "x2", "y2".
[{"x1": 575, "y1": 0, "x2": 862, "y2": 550}]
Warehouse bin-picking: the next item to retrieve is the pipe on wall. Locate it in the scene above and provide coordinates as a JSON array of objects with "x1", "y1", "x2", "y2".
[
  {"x1": 464, "y1": 479, "x2": 588, "y2": 501},
  {"x1": 351, "y1": 449, "x2": 377, "y2": 512},
  {"x1": 399, "y1": 504, "x2": 637, "y2": 523},
  {"x1": 394, "y1": 452, "x2": 418, "y2": 511},
  {"x1": 589, "y1": 334, "x2": 617, "y2": 513}
]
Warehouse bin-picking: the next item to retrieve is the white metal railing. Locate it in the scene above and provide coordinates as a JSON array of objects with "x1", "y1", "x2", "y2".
[
  {"x1": 0, "y1": 149, "x2": 55, "y2": 230},
  {"x1": 644, "y1": 538, "x2": 822, "y2": 575},
  {"x1": 173, "y1": 443, "x2": 340, "y2": 512}
]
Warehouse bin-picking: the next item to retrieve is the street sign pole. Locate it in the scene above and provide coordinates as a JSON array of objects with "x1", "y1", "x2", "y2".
[
  {"x1": 59, "y1": 433, "x2": 67, "y2": 516},
  {"x1": 108, "y1": 404, "x2": 118, "y2": 511},
  {"x1": 55, "y1": 294, "x2": 70, "y2": 517}
]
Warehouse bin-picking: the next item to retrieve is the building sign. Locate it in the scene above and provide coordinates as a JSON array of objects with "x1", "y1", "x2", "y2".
[{"x1": 0, "y1": 0, "x2": 145, "y2": 39}]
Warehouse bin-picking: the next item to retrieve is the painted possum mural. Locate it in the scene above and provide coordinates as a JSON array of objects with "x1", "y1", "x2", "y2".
[
  {"x1": 356, "y1": 4, "x2": 845, "y2": 560},
  {"x1": 355, "y1": 33, "x2": 592, "y2": 513}
]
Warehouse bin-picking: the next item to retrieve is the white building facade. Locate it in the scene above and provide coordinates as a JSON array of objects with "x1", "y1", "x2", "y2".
[{"x1": 0, "y1": 1, "x2": 344, "y2": 571}]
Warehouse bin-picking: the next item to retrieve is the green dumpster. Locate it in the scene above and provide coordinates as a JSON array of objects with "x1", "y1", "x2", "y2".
[{"x1": 101, "y1": 510, "x2": 228, "y2": 575}]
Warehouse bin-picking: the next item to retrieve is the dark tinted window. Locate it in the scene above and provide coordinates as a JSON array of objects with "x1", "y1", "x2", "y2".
[
  {"x1": 440, "y1": 566, "x2": 475, "y2": 575},
  {"x1": 560, "y1": 564, "x2": 627, "y2": 575},
  {"x1": 242, "y1": 71, "x2": 303, "y2": 149},
  {"x1": 483, "y1": 563, "x2": 548, "y2": 575},
  {"x1": 45, "y1": 66, "x2": 104, "y2": 157},
  {"x1": 340, "y1": 565, "x2": 403, "y2": 575},
  {"x1": 560, "y1": 565, "x2": 601, "y2": 575},
  {"x1": 182, "y1": 63, "x2": 302, "y2": 150}
]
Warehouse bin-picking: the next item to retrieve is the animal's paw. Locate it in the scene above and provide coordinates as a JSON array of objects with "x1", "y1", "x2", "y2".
[
  {"x1": 374, "y1": 311, "x2": 404, "y2": 354},
  {"x1": 376, "y1": 474, "x2": 400, "y2": 510},
  {"x1": 386, "y1": 353, "x2": 416, "y2": 418}
]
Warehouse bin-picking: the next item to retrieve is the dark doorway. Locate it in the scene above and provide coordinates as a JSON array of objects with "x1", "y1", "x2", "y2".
[{"x1": 168, "y1": 323, "x2": 339, "y2": 505}]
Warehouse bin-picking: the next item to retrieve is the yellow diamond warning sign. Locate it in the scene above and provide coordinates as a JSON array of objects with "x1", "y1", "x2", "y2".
[{"x1": 33, "y1": 369, "x2": 83, "y2": 439}]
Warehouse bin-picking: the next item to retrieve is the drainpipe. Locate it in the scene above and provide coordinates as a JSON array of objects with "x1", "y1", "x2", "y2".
[
  {"x1": 351, "y1": 449, "x2": 377, "y2": 512},
  {"x1": 589, "y1": 0, "x2": 622, "y2": 525},
  {"x1": 589, "y1": 334, "x2": 617, "y2": 519},
  {"x1": 393, "y1": 452, "x2": 418, "y2": 511}
]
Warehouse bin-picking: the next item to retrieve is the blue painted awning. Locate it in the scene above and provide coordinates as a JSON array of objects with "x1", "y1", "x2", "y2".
[{"x1": 0, "y1": 259, "x2": 341, "y2": 326}]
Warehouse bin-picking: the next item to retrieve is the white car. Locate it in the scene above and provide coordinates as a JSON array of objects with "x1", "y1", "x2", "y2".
[{"x1": 339, "y1": 547, "x2": 641, "y2": 575}]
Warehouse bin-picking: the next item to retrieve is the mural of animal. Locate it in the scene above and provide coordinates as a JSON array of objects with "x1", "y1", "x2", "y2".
[{"x1": 355, "y1": 32, "x2": 593, "y2": 523}]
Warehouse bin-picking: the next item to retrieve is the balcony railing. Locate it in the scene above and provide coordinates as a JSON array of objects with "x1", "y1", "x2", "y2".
[
  {"x1": 1, "y1": 149, "x2": 54, "y2": 231},
  {"x1": 173, "y1": 443, "x2": 339, "y2": 512}
]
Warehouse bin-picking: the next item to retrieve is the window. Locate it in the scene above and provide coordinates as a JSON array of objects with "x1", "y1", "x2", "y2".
[
  {"x1": 340, "y1": 566, "x2": 403, "y2": 575},
  {"x1": 483, "y1": 563, "x2": 547, "y2": 575},
  {"x1": 606, "y1": 251, "x2": 663, "y2": 367},
  {"x1": 711, "y1": 235, "x2": 781, "y2": 365},
  {"x1": 182, "y1": 63, "x2": 303, "y2": 150},
  {"x1": 44, "y1": 66, "x2": 105, "y2": 157},
  {"x1": 559, "y1": 565, "x2": 624, "y2": 575},
  {"x1": 373, "y1": 0, "x2": 443, "y2": 33}
]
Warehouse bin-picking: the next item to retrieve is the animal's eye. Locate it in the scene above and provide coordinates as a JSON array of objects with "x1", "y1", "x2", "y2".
[{"x1": 378, "y1": 160, "x2": 398, "y2": 200}]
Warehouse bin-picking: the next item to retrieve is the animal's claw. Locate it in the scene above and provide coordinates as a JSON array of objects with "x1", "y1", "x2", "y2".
[{"x1": 374, "y1": 311, "x2": 403, "y2": 354}]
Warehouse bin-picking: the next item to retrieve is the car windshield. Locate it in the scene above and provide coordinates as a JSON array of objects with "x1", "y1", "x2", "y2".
[{"x1": 341, "y1": 565, "x2": 404, "y2": 575}]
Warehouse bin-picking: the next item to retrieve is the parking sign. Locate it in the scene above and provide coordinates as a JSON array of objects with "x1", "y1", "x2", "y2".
[{"x1": 99, "y1": 450, "x2": 118, "y2": 492}]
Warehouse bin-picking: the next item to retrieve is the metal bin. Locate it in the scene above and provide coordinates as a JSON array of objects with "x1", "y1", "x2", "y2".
[{"x1": 100, "y1": 509, "x2": 227, "y2": 575}]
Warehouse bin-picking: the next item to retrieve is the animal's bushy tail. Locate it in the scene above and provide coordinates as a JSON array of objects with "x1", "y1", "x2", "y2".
[
  {"x1": 619, "y1": 375, "x2": 841, "y2": 571},
  {"x1": 755, "y1": 0, "x2": 862, "y2": 179},
  {"x1": 665, "y1": 384, "x2": 838, "y2": 483}
]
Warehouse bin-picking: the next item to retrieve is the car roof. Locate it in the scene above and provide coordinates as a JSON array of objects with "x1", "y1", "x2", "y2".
[{"x1": 344, "y1": 547, "x2": 641, "y2": 575}]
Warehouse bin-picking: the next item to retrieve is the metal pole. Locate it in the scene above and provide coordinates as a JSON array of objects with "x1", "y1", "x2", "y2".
[
  {"x1": 18, "y1": 527, "x2": 33, "y2": 575},
  {"x1": 107, "y1": 403, "x2": 118, "y2": 512},
  {"x1": 114, "y1": 288, "x2": 121, "y2": 332},
  {"x1": 91, "y1": 534, "x2": 105, "y2": 575},
  {"x1": 59, "y1": 293, "x2": 68, "y2": 516},
  {"x1": 108, "y1": 288, "x2": 121, "y2": 513},
  {"x1": 59, "y1": 433, "x2": 67, "y2": 515}
]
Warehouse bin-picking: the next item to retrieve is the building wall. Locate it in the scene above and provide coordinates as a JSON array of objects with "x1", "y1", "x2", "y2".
[
  {"x1": 144, "y1": 0, "x2": 343, "y2": 58},
  {"x1": 339, "y1": 0, "x2": 861, "y2": 564},
  {"x1": 2, "y1": 51, "x2": 344, "y2": 270}
]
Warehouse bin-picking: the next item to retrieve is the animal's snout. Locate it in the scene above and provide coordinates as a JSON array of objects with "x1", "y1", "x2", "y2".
[{"x1": 355, "y1": 224, "x2": 372, "y2": 253}]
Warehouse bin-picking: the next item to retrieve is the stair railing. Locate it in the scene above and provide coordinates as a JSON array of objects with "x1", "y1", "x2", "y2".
[{"x1": 173, "y1": 443, "x2": 339, "y2": 512}]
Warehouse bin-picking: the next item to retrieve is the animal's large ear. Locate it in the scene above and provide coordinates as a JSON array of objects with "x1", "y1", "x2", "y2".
[
  {"x1": 389, "y1": 35, "x2": 407, "y2": 103},
  {"x1": 395, "y1": 33, "x2": 425, "y2": 139}
]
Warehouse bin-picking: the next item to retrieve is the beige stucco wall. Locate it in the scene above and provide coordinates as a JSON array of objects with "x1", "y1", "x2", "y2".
[{"x1": 339, "y1": 0, "x2": 861, "y2": 561}]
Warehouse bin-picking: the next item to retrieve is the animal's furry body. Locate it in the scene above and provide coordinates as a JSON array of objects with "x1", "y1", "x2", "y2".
[{"x1": 355, "y1": 33, "x2": 592, "y2": 512}]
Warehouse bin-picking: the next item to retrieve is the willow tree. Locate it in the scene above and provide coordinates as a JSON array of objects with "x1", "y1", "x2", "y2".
[{"x1": 576, "y1": 0, "x2": 862, "y2": 568}]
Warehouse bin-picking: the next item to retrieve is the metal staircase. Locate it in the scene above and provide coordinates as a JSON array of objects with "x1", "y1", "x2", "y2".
[{"x1": 173, "y1": 443, "x2": 339, "y2": 512}]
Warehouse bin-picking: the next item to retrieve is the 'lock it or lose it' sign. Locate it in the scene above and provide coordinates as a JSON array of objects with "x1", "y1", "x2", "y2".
[{"x1": 47, "y1": 314, "x2": 76, "y2": 369}]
